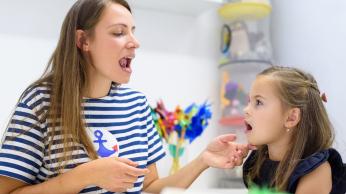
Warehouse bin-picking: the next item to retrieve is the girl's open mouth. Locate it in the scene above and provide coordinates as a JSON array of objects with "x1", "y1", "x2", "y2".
[{"x1": 245, "y1": 121, "x2": 253, "y2": 133}]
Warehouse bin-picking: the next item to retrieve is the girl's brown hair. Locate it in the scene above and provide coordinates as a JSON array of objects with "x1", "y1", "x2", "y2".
[
  {"x1": 16, "y1": 0, "x2": 131, "y2": 172},
  {"x1": 247, "y1": 66, "x2": 334, "y2": 191}
]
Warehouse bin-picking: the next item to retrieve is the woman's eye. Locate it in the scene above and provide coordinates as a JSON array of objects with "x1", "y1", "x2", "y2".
[{"x1": 113, "y1": 32, "x2": 124, "y2": 36}]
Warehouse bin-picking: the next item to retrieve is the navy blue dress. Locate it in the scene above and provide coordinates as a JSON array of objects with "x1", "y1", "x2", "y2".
[{"x1": 243, "y1": 148, "x2": 346, "y2": 194}]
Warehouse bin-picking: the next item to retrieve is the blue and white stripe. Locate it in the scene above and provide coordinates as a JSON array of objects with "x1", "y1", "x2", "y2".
[{"x1": 0, "y1": 84, "x2": 165, "y2": 194}]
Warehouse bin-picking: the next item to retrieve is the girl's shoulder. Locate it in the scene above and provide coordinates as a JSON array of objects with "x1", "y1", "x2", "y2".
[
  {"x1": 326, "y1": 149, "x2": 346, "y2": 194},
  {"x1": 289, "y1": 148, "x2": 346, "y2": 194},
  {"x1": 243, "y1": 149, "x2": 346, "y2": 194}
]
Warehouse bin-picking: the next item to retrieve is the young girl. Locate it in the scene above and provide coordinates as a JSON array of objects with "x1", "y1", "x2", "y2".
[
  {"x1": 0, "y1": 0, "x2": 248, "y2": 194},
  {"x1": 242, "y1": 66, "x2": 346, "y2": 194}
]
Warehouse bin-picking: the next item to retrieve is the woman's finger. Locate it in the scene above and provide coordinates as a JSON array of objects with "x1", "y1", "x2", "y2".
[
  {"x1": 125, "y1": 165, "x2": 150, "y2": 177},
  {"x1": 218, "y1": 134, "x2": 237, "y2": 143},
  {"x1": 123, "y1": 174, "x2": 139, "y2": 183},
  {"x1": 117, "y1": 157, "x2": 138, "y2": 167}
]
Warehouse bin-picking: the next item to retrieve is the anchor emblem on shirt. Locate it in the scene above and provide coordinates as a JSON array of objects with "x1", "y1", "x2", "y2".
[{"x1": 93, "y1": 130, "x2": 119, "y2": 158}]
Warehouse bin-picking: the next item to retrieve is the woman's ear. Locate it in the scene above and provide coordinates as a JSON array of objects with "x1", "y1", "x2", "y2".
[
  {"x1": 285, "y1": 107, "x2": 301, "y2": 129},
  {"x1": 76, "y1": 30, "x2": 89, "y2": 51}
]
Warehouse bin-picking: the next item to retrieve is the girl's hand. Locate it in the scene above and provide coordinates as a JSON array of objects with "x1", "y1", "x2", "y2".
[
  {"x1": 83, "y1": 157, "x2": 150, "y2": 192},
  {"x1": 201, "y1": 134, "x2": 250, "y2": 169}
]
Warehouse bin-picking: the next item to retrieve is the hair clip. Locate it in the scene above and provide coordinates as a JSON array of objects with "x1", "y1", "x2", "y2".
[{"x1": 321, "y1": 93, "x2": 327, "y2": 103}]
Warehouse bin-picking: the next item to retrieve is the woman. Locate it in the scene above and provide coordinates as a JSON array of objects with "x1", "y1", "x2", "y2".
[{"x1": 0, "y1": 0, "x2": 249, "y2": 193}]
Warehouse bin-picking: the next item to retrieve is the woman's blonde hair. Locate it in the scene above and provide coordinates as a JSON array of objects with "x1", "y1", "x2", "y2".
[
  {"x1": 15, "y1": 0, "x2": 131, "y2": 172},
  {"x1": 247, "y1": 66, "x2": 334, "y2": 191}
]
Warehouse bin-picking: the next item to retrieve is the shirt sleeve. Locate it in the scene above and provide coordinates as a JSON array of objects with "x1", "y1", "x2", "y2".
[
  {"x1": 0, "y1": 101, "x2": 45, "y2": 184},
  {"x1": 143, "y1": 100, "x2": 166, "y2": 166}
]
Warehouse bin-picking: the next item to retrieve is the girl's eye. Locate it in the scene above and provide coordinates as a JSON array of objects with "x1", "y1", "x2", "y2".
[{"x1": 255, "y1": 99, "x2": 263, "y2": 106}]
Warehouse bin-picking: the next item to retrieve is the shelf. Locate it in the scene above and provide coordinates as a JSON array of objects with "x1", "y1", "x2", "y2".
[
  {"x1": 218, "y1": 59, "x2": 273, "y2": 69},
  {"x1": 128, "y1": 0, "x2": 223, "y2": 16}
]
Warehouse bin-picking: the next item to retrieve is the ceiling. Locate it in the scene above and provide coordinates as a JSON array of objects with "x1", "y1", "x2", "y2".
[{"x1": 127, "y1": 0, "x2": 223, "y2": 16}]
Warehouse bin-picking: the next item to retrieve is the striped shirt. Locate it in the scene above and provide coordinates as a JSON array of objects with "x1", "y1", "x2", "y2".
[{"x1": 0, "y1": 83, "x2": 165, "y2": 194}]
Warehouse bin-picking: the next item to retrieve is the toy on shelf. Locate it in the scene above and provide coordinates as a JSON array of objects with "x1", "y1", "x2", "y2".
[
  {"x1": 151, "y1": 101, "x2": 212, "y2": 174},
  {"x1": 218, "y1": 0, "x2": 273, "y2": 128},
  {"x1": 217, "y1": 0, "x2": 274, "y2": 186},
  {"x1": 219, "y1": 0, "x2": 273, "y2": 65},
  {"x1": 219, "y1": 71, "x2": 248, "y2": 126}
]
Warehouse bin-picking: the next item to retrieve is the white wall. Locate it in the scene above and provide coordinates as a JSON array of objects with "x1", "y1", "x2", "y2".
[
  {"x1": 128, "y1": 8, "x2": 222, "y2": 188},
  {"x1": 0, "y1": 1, "x2": 222, "y2": 188},
  {"x1": 271, "y1": 0, "x2": 346, "y2": 160},
  {"x1": 0, "y1": 1, "x2": 73, "y2": 133}
]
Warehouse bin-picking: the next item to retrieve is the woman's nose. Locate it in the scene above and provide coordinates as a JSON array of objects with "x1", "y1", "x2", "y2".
[{"x1": 128, "y1": 34, "x2": 140, "y2": 49}]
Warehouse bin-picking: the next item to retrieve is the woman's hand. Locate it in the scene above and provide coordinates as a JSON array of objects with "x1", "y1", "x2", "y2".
[
  {"x1": 200, "y1": 134, "x2": 250, "y2": 169},
  {"x1": 82, "y1": 157, "x2": 150, "y2": 192}
]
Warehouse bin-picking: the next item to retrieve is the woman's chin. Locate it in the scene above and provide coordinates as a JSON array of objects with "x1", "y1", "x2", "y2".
[{"x1": 113, "y1": 77, "x2": 130, "y2": 85}]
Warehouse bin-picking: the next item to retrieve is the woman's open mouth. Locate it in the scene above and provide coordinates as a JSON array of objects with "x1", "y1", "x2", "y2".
[{"x1": 119, "y1": 57, "x2": 133, "y2": 73}]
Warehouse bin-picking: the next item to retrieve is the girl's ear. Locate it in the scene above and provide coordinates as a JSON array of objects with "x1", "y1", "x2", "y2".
[
  {"x1": 76, "y1": 30, "x2": 89, "y2": 51},
  {"x1": 285, "y1": 107, "x2": 301, "y2": 129}
]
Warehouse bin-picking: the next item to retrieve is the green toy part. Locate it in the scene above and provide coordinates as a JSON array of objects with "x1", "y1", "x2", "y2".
[{"x1": 168, "y1": 144, "x2": 185, "y2": 157}]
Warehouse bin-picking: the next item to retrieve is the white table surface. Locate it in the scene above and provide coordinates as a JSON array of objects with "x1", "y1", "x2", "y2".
[{"x1": 159, "y1": 187, "x2": 248, "y2": 194}]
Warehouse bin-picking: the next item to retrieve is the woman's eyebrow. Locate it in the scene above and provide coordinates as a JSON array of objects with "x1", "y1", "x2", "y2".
[{"x1": 107, "y1": 23, "x2": 136, "y2": 31}]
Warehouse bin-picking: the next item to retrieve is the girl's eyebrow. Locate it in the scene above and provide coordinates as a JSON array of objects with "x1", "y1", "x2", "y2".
[{"x1": 253, "y1": 94, "x2": 266, "y2": 100}]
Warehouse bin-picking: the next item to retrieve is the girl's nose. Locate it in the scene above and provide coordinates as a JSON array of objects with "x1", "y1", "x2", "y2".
[
  {"x1": 243, "y1": 96, "x2": 251, "y2": 116},
  {"x1": 243, "y1": 104, "x2": 250, "y2": 116}
]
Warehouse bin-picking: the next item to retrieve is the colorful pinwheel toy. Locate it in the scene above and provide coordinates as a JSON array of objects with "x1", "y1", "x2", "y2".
[{"x1": 151, "y1": 100, "x2": 212, "y2": 174}]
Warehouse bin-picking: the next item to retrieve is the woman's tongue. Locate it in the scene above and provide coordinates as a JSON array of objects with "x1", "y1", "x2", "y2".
[{"x1": 119, "y1": 58, "x2": 132, "y2": 73}]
